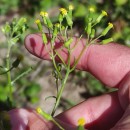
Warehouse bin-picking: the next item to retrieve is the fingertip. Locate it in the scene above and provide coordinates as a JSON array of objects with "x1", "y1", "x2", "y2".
[
  {"x1": 9, "y1": 109, "x2": 29, "y2": 130},
  {"x1": 25, "y1": 34, "x2": 42, "y2": 54},
  {"x1": 24, "y1": 33, "x2": 50, "y2": 59},
  {"x1": 9, "y1": 108, "x2": 51, "y2": 130}
]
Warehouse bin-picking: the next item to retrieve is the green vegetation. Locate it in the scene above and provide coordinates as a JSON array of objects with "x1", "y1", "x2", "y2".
[{"x1": 0, "y1": 0, "x2": 129, "y2": 129}]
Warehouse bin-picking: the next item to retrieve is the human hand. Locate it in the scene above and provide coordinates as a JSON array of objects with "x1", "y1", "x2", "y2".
[{"x1": 9, "y1": 34, "x2": 130, "y2": 130}]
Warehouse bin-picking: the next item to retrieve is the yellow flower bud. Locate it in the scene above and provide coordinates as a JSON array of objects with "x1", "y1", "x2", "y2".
[
  {"x1": 89, "y1": 7, "x2": 95, "y2": 12},
  {"x1": 40, "y1": 11, "x2": 48, "y2": 17},
  {"x1": 35, "y1": 19, "x2": 42, "y2": 32},
  {"x1": 36, "y1": 107, "x2": 52, "y2": 120},
  {"x1": 35, "y1": 19, "x2": 40, "y2": 24},
  {"x1": 40, "y1": 11, "x2": 48, "y2": 25},
  {"x1": 69, "y1": 5, "x2": 74, "y2": 10},
  {"x1": 36, "y1": 107, "x2": 42, "y2": 114},
  {"x1": 68, "y1": 5, "x2": 74, "y2": 19},
  {"x1": 55, "y1": 23, "x2": 60, "y2": 28},
  {"x1": 60, "y1": 8, "x2": 67, "y2": 16},
  {"x1": 78, "y1": 118, "x2": 86, "y2": 126},
  {"x1": 101, "y1": 22, "x2": 114, "y2": 36},
  {"x1": 108, "y1": 22, "x2": 114, "y2": 28},
  {"x1": 96, "y1": 10, "x2": 107, "y2": 23},
  {"x1": 102, "y1": 10, "x2": 107, "y2": 16},
  {"x1": 40, "y1": 11, "x2": 53, "y2": 29}
]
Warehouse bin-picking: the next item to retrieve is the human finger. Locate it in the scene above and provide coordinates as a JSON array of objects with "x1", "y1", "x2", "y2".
[
  {"x1": 9, "y1": 108, "x2": 76, "y2": 130},
  {"x1": 25, "y1": 34, "x2": 130, "y2": 87},
  {"x1": 56, "y1": 92, "x2": 123, "y2": 130}
]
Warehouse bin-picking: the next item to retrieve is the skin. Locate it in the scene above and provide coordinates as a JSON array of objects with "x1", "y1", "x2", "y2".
[{"x1": 9, "y1": 34, "x2": 130, "y2": 130}]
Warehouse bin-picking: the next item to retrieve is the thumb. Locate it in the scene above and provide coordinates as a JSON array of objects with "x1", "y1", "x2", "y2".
[
  {"x1": 111, "y1": 105, "x2": 130, "y2": 130},
  {"x1": 118, "y1": 71, "x2": 130, "y2": 110},
  {"x1": 112, "y1": 71, "x2": 130, "y2": 129},
  {"x1": 9, "y1": 108, "x2": 76, "y2": 130}
]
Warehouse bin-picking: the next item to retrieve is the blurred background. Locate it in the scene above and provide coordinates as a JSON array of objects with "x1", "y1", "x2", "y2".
[{"x1": 0, "y1": 0, "x2": 130, "y2": 115}]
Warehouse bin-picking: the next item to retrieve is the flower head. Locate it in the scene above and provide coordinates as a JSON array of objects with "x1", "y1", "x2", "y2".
[
  {"x1": 96, "y1": 10, "x2": 108, "y2": 23},
  {"x1": 55, "y1": 23, "x2": 60, "y2": 28},
  {"x1": 36, "y1": 107, "x2": 42, "y2": 114},
  {"x1": 60, "y1": 8, "x2": 67, "y2": 15},
  {"x1": 101, "y1": 22, "x2": 114, "y2": 36},
  {"x1": 36, "y1": 107, "x2": 52, "y2": 121},
  {"x1": 89, "y1": 7, "x2": 95, "y2": 12},
  {"x1": 108, "y1": 22, "x2": 114, "y2": 28},
  {"x1": 69, "y1": 5, "x2": 74, "y2": 10},
  {"x1": 35, "y1": 19, "x2": 41, "y2": 24},
  {"x1": 35, "y1": 19, "x2": 42, "y2": 31},
  {"x1": 102, "y1": 10, "x2": 107, "y2": 16},
  {"x1": 40, "y1": 11, "x2": 48, "y2": 17},
  {"x1": 78, "y1": 118, "x2": 86, "y2": 126}
]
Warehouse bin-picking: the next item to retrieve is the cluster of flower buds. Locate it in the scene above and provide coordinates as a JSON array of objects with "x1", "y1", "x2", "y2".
[
  {"x1": 35, "y1": 5, "x2": 74, "y2": 48},
  {"x1": 2, "y1": 17, "x2": 27, "y2": 45},
  {"x1": 40, "y1": 11, "x2": 53, "y2": 29},
  {"x1": 85, "y1": 8, "x2": 114, "y2": 44},
  {"x1": 35, "y1": 11, "x2": 53, "y2": 31},
  {"x1": 35, "y1": 5, "x2": 113, "y2": 47}
]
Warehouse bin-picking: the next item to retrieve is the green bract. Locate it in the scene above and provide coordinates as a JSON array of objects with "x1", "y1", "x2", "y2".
[{"x1": 64, "y1": 38, "x2": 73, "y2": 48}]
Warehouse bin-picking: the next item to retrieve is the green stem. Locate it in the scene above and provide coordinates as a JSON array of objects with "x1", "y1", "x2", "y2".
[
  {"x1": 37, "y1": 108, "x2": 64, "y2": 130},
  {"x1": 67, "y1": 49, "x2": 71, "y2": 67},
  {"x1": 90, "y1": 34, "x2": 102, "y2": 44},
  {"x1": 55, "y1": 78, "x2": 59, "y2": 94},
  {"x1": 11, "y1": 67, "x2": 32, "y2": 84},
  {"x1": 55, "y1": 51, "x2": 66, "y2": 67},
  {"x1": 64, "y1": 26, "x2": 68, "y2": 41},
  {"x1": 70, "y1": 35, "x2": 92, "y2": 72},
  {"x1": 71, "y1": 35, "x2": 83, "y2": 51},
  {"x1": 6, "y1": 42, "x2": 13, "y2": 103},
  {"x1": 77, "y1": 125, "x2": 85, "y2": 130},
  {"x1": 70, "y1": 45, "x2": 87, "y2": 72},
  {"x1": 59, "y1": 21, "x2": 63, "y2": 36},
  {"x1": 50, "y1": 38, "x2": 62, "y2": 80},
  {"x1": 52, "y1": 119, "x2": 65, "y2": 130},
  {"x1": 51, "y1": 69, "x2": 70, "y2": 116},
  {"x1": 52, "y1": 54, "x2": 62, "y2": 79}
]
